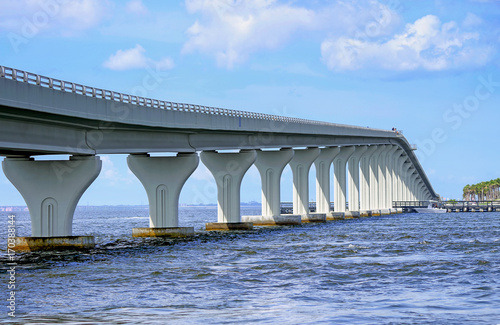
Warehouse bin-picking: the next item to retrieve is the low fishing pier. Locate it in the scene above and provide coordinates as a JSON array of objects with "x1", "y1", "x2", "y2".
[{"x1": 393, "y1": 200, "x2": 500, "y2": 213}]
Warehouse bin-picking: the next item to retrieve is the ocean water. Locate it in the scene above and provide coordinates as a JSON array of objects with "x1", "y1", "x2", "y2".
[{"x1": 1, "y1": 207, "x2": 499, "y2": 324}]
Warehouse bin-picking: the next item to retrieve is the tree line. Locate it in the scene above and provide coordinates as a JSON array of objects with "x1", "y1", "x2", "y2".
[{"x1": 463, "y1": 179, "x2": 500, "y2": 201}]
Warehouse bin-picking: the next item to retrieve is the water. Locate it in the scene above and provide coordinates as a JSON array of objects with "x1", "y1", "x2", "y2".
[{"x1": 1, "y1": 207, "x2": 499, "y2": 324}]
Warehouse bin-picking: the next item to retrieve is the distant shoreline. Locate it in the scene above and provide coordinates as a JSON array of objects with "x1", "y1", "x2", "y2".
[{"x1": 0, "y1": 203, "x2": 262, "y2": 211}]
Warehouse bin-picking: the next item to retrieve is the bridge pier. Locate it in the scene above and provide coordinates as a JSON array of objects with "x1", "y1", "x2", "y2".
[
  {"x1": 289, "y1": 148, "x2": 324, "y2": 222},
  {"x1": 377, "y1": 145, "x2": 392, "y2": 214},
  {"x1": 359, "y1": 145, "x2": 378, "y2": 216},
  {"x1": 127, "y1": 153, "x2": 198, "y2": 237},
  {"x1": 401, "y1": 162, "x2": 412, "y2": 201},
  {"x1": 201, "y1": 150, "x2": 256, "y2": 230},
  {"x1": 333, "y1": 146, "x2": 355, "y2": 213},
  {"x1": 314, "y1": 147, "x2": 340, "y2": 220},
  {"x1": 368, "y1": 145, "x2": 387, "y2": 215},
  {"x1": 409, "y1": 169, "x2": 418, "y2": 201},
  {"x1": 384, "y1": 146, "x2": 399, "y2": 213},
  {"x1": 242, "y1": 148, "x2": 300, "y2": 226},
  {"x1": 348, "y1": 146, "x2": 367, "y2": 215},
  {"x1": 3, "y1": 156, "x2": 101, "y2": 251},
  {"x1": 394, "y1": 151, "x2": 407, "y2": 203}
]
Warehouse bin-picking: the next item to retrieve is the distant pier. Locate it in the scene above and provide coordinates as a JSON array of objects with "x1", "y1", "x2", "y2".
[{"x1": 393, "y1": 200, "x2": 500, "y2": 213}]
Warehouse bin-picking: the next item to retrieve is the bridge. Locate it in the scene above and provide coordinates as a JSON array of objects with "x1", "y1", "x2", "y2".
[{"x1": 0, "y1": 65, "x2": 437, "y2": 251}]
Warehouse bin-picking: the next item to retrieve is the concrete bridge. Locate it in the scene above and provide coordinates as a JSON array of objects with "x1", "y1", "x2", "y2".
[{"x1": 0, "y1": 65, "x2": 437, "y2": 250}]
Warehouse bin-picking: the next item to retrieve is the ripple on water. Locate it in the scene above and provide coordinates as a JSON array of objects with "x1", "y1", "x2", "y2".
[{"x1": 1, "y1": 209, "x2": 500, "y2": 324}]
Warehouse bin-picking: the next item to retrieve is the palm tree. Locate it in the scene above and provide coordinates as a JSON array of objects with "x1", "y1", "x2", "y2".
[{"x1": 464, "y1": 178, "x2": 500, "y2": 201}]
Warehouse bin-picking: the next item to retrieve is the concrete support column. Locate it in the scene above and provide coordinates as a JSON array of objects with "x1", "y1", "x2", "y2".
[
  {"x1": 384, "y1": 146, "x2": 399, "y2": 209},
  {"x1": 389, "y1": 148, "x2": 404, "y2": 213},
  {"x1": 201, "y1": 150, "x2": 256, "y2": 230},
  {"x1": 417, "y1": 182, "x2": 424, "y2": 200},
  {"x1": 255, "y1": 149, "x2": 294, "y2": 217},
  {"x1": 405, "y1": 168, "x2": 413, "y2": 201},
  {"x1": 425, "y1": 188, "x2": 430, "y2": 200},
  {"x1": 289, "y1": 148, "x2": 320, "y2": 217},
  {"x1": 359, "y1": 145, "x2": 379, "y2": 212},
  {"x1": 409, "y1": 171, "x2": 418, "y2": 201},
  {"x1": 394, "y1": 153, "x2": 407, "y2": 202},
  {"x1": 377, "y1": 146, "x2": 392, "y2": 210},
  {"x1": 3, "y1": 156, "x2": 101, "y2": 251},
  {"x1": 127, "y1": 153, "x2": 199, "y2": 237},
  {"x1": 401, "y1": 163, "x2": 412, "y2": 201},
  {"x1": 242, "y1": 148, "x2": 301, "y2": 226},
  {"x1": 369, "y1": 145, "x2": 387, "y2": 210},
  {"x1": 333, "y1": 146, "x2": 355, "y2": 212},
  {"x1": 348, "y1": 146, "x2": 367, "y2": 212},
  {"x1": 314, "y1": 147, "x2": 340, "y2": 214},
  {"x1": 416, "y1": 179, "x2": 423, "y2": 201}
]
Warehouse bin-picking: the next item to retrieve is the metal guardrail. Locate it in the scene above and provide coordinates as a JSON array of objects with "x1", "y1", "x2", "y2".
[
  {"x1": 393, "y1": 201, "x2": 432, "y2": 208},
  {"x1": 0, "y1": 65, "x2": 337, "y2": 126},
  {"x1": 442, "y1": 201, "x2": 500, "y2": 208},
  {"x1": 394, "y1": 200, "x2": 500, "y2": 211}
]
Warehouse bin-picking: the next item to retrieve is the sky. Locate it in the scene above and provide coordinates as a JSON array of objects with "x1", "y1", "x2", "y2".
[{"x1": 0, "y1": 0, "x2": 499, "y2": 206}]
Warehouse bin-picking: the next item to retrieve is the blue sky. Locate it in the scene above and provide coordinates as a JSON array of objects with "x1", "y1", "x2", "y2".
[{"x1": 1, "y1": 0, "x2": 499, "y2": 205}]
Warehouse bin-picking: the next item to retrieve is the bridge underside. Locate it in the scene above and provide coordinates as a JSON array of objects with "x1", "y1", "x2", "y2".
[{"x1": 0, "y1": 104, "x2": 393, "y2": 156}]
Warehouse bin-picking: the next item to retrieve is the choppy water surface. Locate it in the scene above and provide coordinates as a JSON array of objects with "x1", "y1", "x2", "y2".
[{"x1": 1, "y1": 207, "x2": 499, "y2": 324}]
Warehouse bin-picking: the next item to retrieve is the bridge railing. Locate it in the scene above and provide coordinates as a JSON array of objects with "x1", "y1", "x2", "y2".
[
  {"x1": 442, "y1": 200, "x2": 500, "y2": 208},
  {"x1": 0, "y1": 65, "x2": 336, "y2": 126},
  {"x1": 393, "y1": 201, "x2": 431, "y2": 208}
]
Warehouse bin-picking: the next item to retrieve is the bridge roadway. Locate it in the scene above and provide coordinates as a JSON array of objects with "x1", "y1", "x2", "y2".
[{"x1": 0, "y1": 66, "x2": 438, "y2": 251}]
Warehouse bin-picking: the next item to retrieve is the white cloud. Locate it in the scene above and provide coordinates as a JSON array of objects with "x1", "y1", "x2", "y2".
[
  {"x1": 182, "y1": 0, "x2": 315, "y2": 68},
  {"x1": 321, "y1": 15, "x2": 494, "y2": 71},
  {"x1": 125, "y1": 0, "x2": 148, "y2": 15},
  {"x1": 463, "y1": 12, "x2": 483, "y2": 28},
  {"x1": 315, "y1": 0, "x2": 401, "y2": 39},
  {"x1": 182, "y1": 0, "x2": 403, "y2": 69},
  {"x1": 101, "y1": 155, "x2": 119, "y2": 181},
  {"x1": 103, "y1": 44, "x2": 175, "y2": 71},
  {"x1": 190, "y1": 163, "x2": 214, "y2": 181},
  {"x1": 0, "y1": 0, "x2": 111, "y2": 35},
  {"x1": 100, "y1": 155, "x2": 135, "y2": 185}
]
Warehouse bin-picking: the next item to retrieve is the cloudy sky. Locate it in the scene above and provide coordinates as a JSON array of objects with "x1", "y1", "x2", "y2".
[{"x1": 1, "y1": 0, "x2": 499, "y2": 205}]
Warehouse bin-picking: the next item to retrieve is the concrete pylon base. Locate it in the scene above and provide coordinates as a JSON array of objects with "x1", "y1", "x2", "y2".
[
  {"x1": 132, "y1": 227, "x2": 194, "y2": 238},
  {"x1": 359, "y1": 210, "x2": 372, "y2": 217},
  {"x1": 14, "y1": 236, "x2": 95, "y2": 252},
  {"x1": 326, "y1": 212, "x2": 345, "y2": 220},
  {"x1": 205, "y1": 222, "x2": 253, "y2": 231},
  {"x1": 241, "y1": 215, "x2": 301, "y2": 226},
  {"x1": 344, "y1": 211, "x2": 360, "y2": 219},
  {"x1": 380, "y1": 209, "x2": 391, "y2": 215},
  {"x1": 301, "y1": 213, "x2": 326, "y2": 223},
  {"x1": 371, "y1": 210, "x2": 382, "y2": 216}
]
